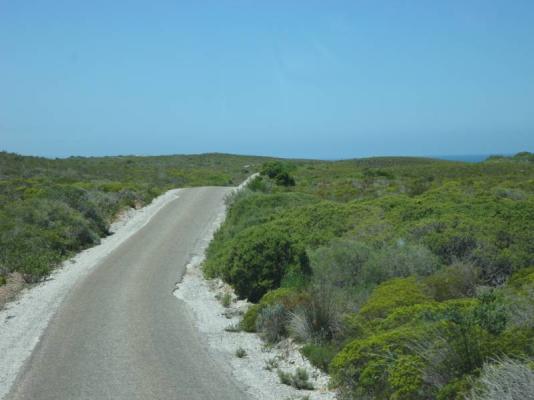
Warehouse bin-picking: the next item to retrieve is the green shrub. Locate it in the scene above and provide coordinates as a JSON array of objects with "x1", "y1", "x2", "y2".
[
  {"x1": 275, "y1": 171, "x2": 296, "y2": 186},
  {"x1": 359, "y1": 277, "x2": 431, "y2": 320},
  {"x1": 473, "y1": 290, "x2": 507, "y2": 335},
  {"x1": 193, "y1": 153, "x2": 534, "y2": 400},
  {"x1": 221, "y1": 226, "x2": 310, "y2": 302},
  {"x1": 240, "y1": 287, "x2": 304, "y2": 332},
  {"x1": 331, "y1": 326, "x2": 422, "y2": 399},
  {"x1": 260, "y1": 161, "x2": 296, "y2": 187},
  {"x1": 241, "y1": 304, "x2": 261, "y2": 332},
  {"x1": 436, "y1": 376, "x2": 472, "y2": 400},
  {"x1": 362, "y1": 242, "x2": 440, "y2": 285},
  {"x1": 428, "y1": 230, "x2": 479, "y2": 265},
  {"x1": 291, "y1": 368, "x2": 314, "y2": 390},
  {"x1": 507, "y1": 267, "x2": 534, "y2": 289},
  {"x1": 260, "y1": 287, "x2": 305, "y2": 308},
  {"x1": 377, "y1": 299, "x2": 476, "y2": 332},
  {"x1": 261, "y1": 161, "x2": 289, "y2": 178},
  {"x1": 424, "y1": 261, "x2": 480, "y2": 301},
  {"x1": 410, "y1": 313, "x2": 494, "y2": 390},
  {"x1": 247, "y1": 176, "x2": 270, "y2": 192},
  {"x1": 388, "y1": 355, "x2": 427, "y2": 399},
  {"x1": 0, "y1": 275, "x2": 6, "y2": 286},
  {"x1": 309, "y1": 239, "x2": 371, "y2": 289},
  {"x1": 264, "y1": 357, "x2": 279, "y2": 371}
]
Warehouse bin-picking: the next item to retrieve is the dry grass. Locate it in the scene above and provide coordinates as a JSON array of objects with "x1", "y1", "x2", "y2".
[
  {"x1": 0, "y1": 272, "x2": 26, "y2": 309},
  {"x1": 467, "y1": 357, "x2": 534, "y2": 400}
]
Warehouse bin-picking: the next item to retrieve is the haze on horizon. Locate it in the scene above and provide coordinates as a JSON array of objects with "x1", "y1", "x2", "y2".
[{"x1": 1, "y1": 1, "x2": 533, "y2": 160}]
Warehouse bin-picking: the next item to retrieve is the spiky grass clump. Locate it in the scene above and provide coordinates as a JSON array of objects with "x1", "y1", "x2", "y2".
[
  {"x1": 277, "y1": 368, "x2": 314, "y2": 390},
  {"x1": 256, "y1": 304, "x2": 287, "y2": 343},
  {"x1": 467, "y1": 357, "x2": 534, "y2": 400}
]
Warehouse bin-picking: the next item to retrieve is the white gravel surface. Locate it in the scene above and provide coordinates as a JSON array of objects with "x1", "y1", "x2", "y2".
[
  {"x1": 0, "y1": 189, "x2": 182, "y2": 400},
  {"x1": 174, "y1": 176, "x2": 336, "y2": 400}
]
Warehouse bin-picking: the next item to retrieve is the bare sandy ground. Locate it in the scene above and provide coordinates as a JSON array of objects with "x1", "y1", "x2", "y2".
[{"x1": 0, "y1": 189, "x2": 181, "y2": 399}]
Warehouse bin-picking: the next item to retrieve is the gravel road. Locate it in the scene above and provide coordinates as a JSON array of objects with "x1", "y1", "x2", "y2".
[{"x1": 6, "y1": 186, "x2": 248, "y2": 400}]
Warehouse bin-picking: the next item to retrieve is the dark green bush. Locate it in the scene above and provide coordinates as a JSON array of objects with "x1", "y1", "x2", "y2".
[
  {"x1": 220, "y1": 226, "x2": 310, "y2": 302},
  {"x1": 260, "y1": 161, "x2": 296, "y2": 186},
  {"x1": 274, "y1": 171, "x2": 296, "y2": 186}
]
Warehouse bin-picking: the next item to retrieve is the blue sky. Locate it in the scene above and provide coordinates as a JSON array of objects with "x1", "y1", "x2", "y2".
[{"x1": 1, "y1": 1, "x2": 533, "y2": 159}]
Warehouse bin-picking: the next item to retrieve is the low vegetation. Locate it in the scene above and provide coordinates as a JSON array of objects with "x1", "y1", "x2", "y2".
[
  {"x1": 277, "y1": 368, "x2": 314, "y2": 390},
  {"x1": 0, "y1": 151, "x2": 269, "y2": 284},
  {"x1": 4, "y1": 150, "x2": 533, "y2": 397},
  {"x1": 235, "y1": 347, "x2": 247, "y2": 358},
  {"x1": 204, "y1": 154, "x2": 534, "y2": 399}
]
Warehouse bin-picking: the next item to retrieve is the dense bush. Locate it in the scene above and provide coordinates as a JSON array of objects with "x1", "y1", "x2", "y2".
[
  {"x1": 361, "y1": 242, "x2": 440, "y2": 285},
  {"x1": 309, "y1": 239, "x2": 371, "y2": 289},
  {"x1": 331, "y1": 326, "x2": 425, "y2": 399},
  {"x1": 359, "y1": 277, "x2": 431, "y2": 320},
  {"x1": 331, "y1": 290, "x2": 531, "y2": 400},
  {"x1": 217, "y1": 226, "x2": 310, "y2": 302},
  {"x1": 201, "y1": 152, "x2": 534, "y2": 399},
  {"x1": 0, "y1": 151, "x2": 267, "y2": 282},
  {"x1": 260, "y1": 161, "x2": 296, "y2": 186}
]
